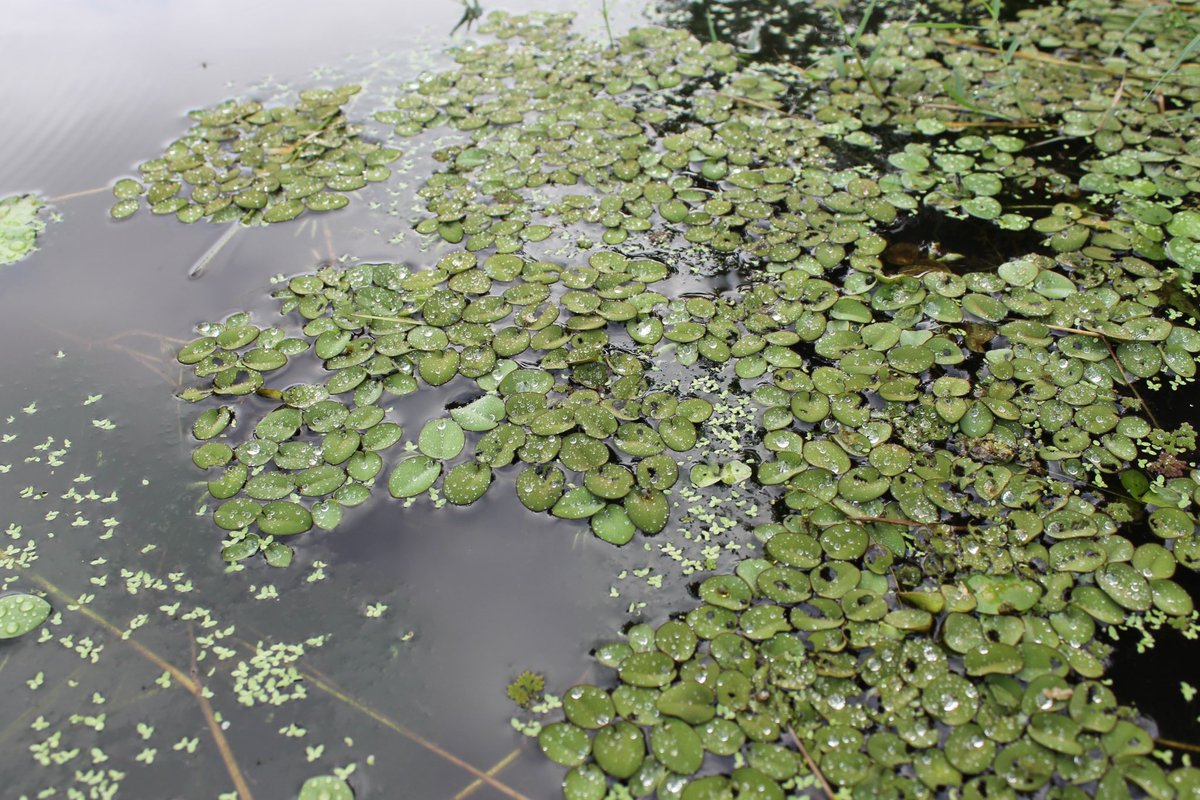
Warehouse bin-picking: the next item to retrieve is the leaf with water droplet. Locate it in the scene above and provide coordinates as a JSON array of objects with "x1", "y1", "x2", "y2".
[
  {"x1": 564, "y1": 685, "x2": 616, "y2": 729},
  {"x1": 515, "y1": 466, "x2": 564, "y2": 512},
  {"x1": 257, "y1": 501, "x2": 313, "y2": 536},
  {"x1": 450, "y1": 395, "x2": 506, "y2": 431},
  {"x1": 442, "y1": 462, "x2": 492, "y2": 505},
  {"x1": 192, "y1": 442, "x2": 233, "y2": 469},
  {"x1": 593, "y1": 721, "x2": 646, "y2": 779},
  {"x1": 591, "y1": 504, "x2": 636, "y2": 545},
  {"x1": 387, "y1": 455, "x2": 442, "y2": 499},
  {"x1": 650, "y1": 718, "x2": 704, "y2": 775},
  {"x1": 297, "y1": 775, "x2": 354, "y2": 800},
  {"x1": 264, "y1": 541, "x2": 294, "y2": 568},
  {"x1": 192, "y1": 406, "x2": 233, "y2": 440},
  {"x1": 418, "y1": 418, "x2": 466, "y2": 460},
  {"x1": 0, "y1": 592, "x2": 51, "y2": 639},
  {"x1": 552, "y1": 487, "x2": 605, "y2": 520},
  {"x1": 538, "y1": 722, "x2": 592, "y2": 767},
  {"x1": 623, "y1": 488, "x2": 668, "y2": 533}
]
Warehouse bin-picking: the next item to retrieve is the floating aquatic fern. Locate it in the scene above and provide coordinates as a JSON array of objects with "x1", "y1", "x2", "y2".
[{"x1": 0, "y1": 194, "x2": 48, "y2": 266}]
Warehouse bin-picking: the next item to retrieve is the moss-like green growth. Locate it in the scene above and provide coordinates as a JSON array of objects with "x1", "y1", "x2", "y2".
[{"x1": 0, "y1": 194, "x2": 47, "y2": 266}]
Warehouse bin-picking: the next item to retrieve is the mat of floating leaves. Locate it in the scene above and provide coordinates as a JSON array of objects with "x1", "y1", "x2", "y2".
[
  {"x1": 111, "y1": 85, "x2": 399, "y2": 225},
  {"x1": 167, "y1": 5, "x2": 1200, "y2": 797}
]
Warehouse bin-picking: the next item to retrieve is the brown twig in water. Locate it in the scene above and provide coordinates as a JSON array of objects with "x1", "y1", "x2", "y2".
[
  {"x1": 1156, "y1": 737, "x2": 1200, "y2": 754},
  {"x1": 847, "y1": 515, "x2": 967, "y2": 531},
  {"x1": 786, "y1": 480, "x2": 967, "y2": 532},
  {"x1": 451, "y1": 745, "x2": 524, "y2": 800},
  {"x1": 228, "y1": 636, "x2": 533, "y2": 800},
  {"x1": 48, "y1": 323, "x2": 188, "y2": 384},
  {"x1": 297, "y1": 664, "x2": 534, "y2": 800},
  {"x1": 787, "y1": 725, "x2": 836, "y2": 800},
  {"x1": 943, "y1": 119, "x2": 1051, "y2": 129},
  {"x1": 1043, "y1": 324, "x2": 1160, "y2": 428},
  {"x1": 936, "y1": 35, "x2": 1200, "y2": 84},
  {"x1": 1099, "y1": 335, "x2": 1160, "y2": 428},
  {"x1": 1043, "y1": 323, "x2": 1132, "y2": 341},
  {"x1": 189, "y1": 224, "x2": 240, "y2": 278},
  {"x1": 107, "y1": 347, "x2": 179, "y2": 384},
  {"x1": 190, "y1": 635, "x2": 252, "y2": 800},
  {"x1": 101, "y1": 330, "x2": 192, "y2": 347},
  {"x1": 47, "y1": 186, "x2": 111, "y2": 203},
  {"x1": 323, "y1": 221, "x2": 337, "y2": 263},
  {"x1": 1097, "y1": 76, "x2": 1127, "y2": 134},
  {"x1": 451, "y1": 659, "x2": 595, "y2": 799},
  {"x1": 27, "y1": 573, "x2": 255, "y2": 800},
  {"x1": 714, "y1": 91, "x2": 787, "y2": 114},
  {"x1": 265, "y1": 127, "x2": 330, "y2": 159},
  {"x1": 29, "y1": 320, "x2": 186, "y2": 384},
  {"x1": 922, "y1": 102, "x2": 1042, "y2": 125},
  {"x1": 936, "y1": 36, "x2": 1121, "y2": 74},
  {"x1": 347, "y1": 311, "x2": 418, "y2": 326}
]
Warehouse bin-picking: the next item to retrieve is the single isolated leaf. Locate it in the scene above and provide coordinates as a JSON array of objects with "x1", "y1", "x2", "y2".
[
  {"x1": 418, "y1": 418, "x2": 466, "y2": 460},
  {"x1": 297, "y1": 775, "x2": 353, "y2": 800},
  {"x1": 388, "y1": 455, "x2": 442, "y2": 498},
  {"x1": 0, "y1": 592, "x2": 52, "y2": 639}
]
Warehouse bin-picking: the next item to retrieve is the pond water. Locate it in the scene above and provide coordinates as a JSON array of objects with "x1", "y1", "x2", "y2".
[
  {"x1": 1, "y1": 2, "x2": 663, "y2": 799},
  {"x1": 4, "y1": 1, "x2": 1200, "y2": 799}
]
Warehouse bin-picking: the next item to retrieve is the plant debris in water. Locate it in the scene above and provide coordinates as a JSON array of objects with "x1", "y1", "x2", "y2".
[
  {"x1": 0, "y1": 380, "x2": 389, "y2": 799},
  {"x1": 508, "y1": 670, "x2": 547, "y2": 709},
  {"x1": 110, "y1": 85, "x2": 400, "y2": 226},
  {"x1": 297, "y1": 774, "x2": 354, "y2": 800},
  {"x1": 0, "y1": 194, "x2": 48, "y2": 266},
  {"x1": 155, "y1": 0, "x2": 1200, "y2": 796}
]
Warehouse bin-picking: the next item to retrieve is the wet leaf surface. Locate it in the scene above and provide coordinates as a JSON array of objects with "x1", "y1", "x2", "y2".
[
  {"x1": 112, "y1": 86, "x2": 392, "y2": 227},
  {"x1": 150, "y1": 3, "x2": 1200, "y2": 795}
]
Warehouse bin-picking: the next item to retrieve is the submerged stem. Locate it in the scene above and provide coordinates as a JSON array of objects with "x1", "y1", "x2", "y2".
[
  {"x1": 297, "y1": 664, "x2": 535, "y2": 800},
  {"x1": 228, "y1": 634, "x2": 533, "y2": 800},
  {"x1": 47, "y1": 186, "x2": 111, "y2": 203},
  {"x1": 451, "y1": 746, "x2": 524, "y2": 800},
  {"x1": 27, "y1": 573, "x2": 255, "y2": 800},
  {"x1": 848, "y1": 515, "x2": 967, "y2": 531},
  {"x1": 787, "y1": 724, "x2": 836, "y2": 800},
  {"x1": 188, "y1": 224, "x2": 240, "y2": 279},
  {"x1": 1043, "y1": 325, "x2": 1160, "y2": 429}
]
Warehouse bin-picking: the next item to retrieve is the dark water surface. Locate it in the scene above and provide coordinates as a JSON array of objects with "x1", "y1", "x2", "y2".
[{"x1": 0, "y1": 3, "x2": 677, "y2": 799}]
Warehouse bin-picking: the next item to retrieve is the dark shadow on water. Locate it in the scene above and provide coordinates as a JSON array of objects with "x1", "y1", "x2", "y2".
[
  {"x1": 653, "y1": 0, "x2": 832, "y2": 63},
  {"x1": 883, "y1": 204, "x2": 1047, "y2": 273}
]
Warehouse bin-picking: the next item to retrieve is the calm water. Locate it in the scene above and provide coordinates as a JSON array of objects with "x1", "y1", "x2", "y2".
[{"x1": 0, "y1": 3, "x2": 682, "y2": 799}]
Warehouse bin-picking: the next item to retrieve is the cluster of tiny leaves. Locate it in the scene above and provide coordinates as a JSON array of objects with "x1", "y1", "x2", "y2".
[
  {"x1": 0, "y1": 377, "x2": 373, "y2": 798},
  {"x1": 0, "y1": 194, "x2": 48, "y2": 266},
  {"x1": 111, "y1": 85, "x2": 401, "y2": 225}
]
